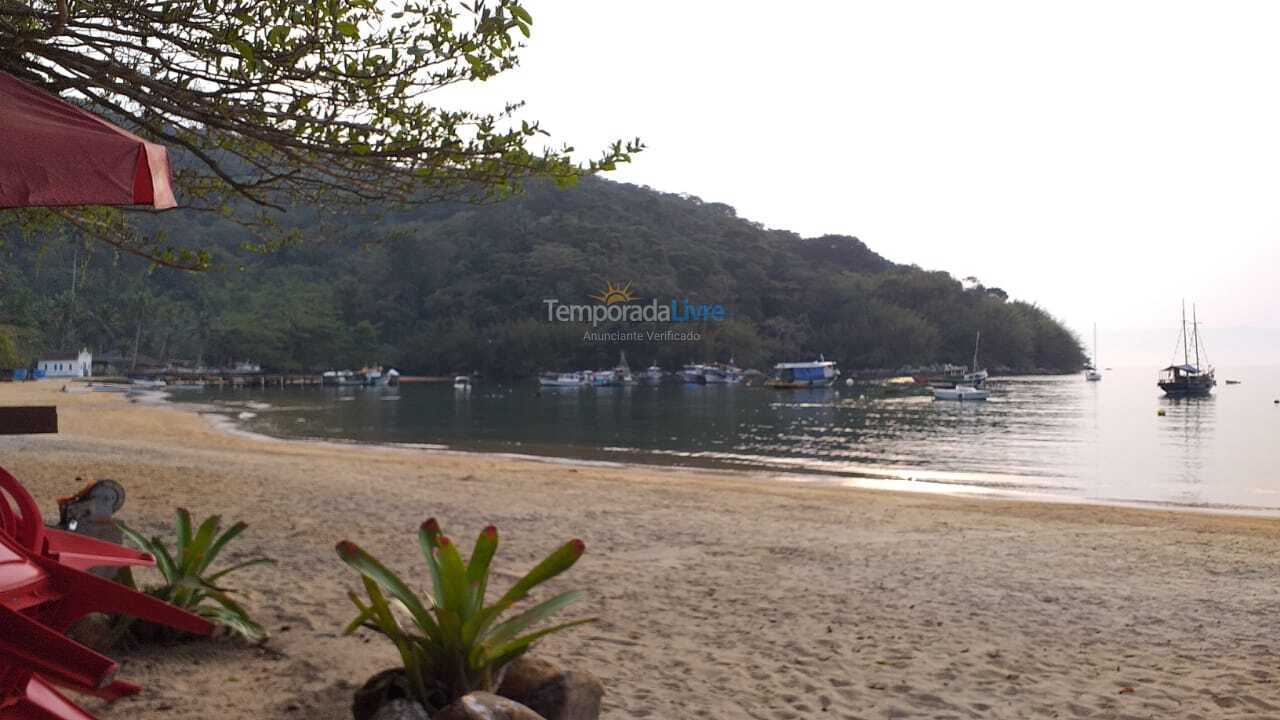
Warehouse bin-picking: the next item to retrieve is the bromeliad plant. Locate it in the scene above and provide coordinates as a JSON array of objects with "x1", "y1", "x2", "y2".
[
  {"x1": 115, "y1": 508, "x2": 275, "y2": 643},
  {"x1": 338, "y1": 519, "x2": 593, "y2": 713}
]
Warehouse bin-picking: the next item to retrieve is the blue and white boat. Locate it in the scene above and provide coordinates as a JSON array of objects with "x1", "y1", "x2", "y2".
[{"x1": 765, "y1": 359, "x2": 839, "y2": 388}]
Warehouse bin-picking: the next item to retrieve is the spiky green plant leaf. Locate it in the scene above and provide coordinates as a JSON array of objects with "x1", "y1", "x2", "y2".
[
  {"x1": 339, "y1": 518, "x2": 592, "y2": 713},
  {"x1": 115, "y1": 509, "x2": 273, "y2": 643}
]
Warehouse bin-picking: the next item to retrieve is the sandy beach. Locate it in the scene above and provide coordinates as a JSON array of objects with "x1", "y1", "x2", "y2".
[{"x1": 3, "y1": 381, "x2": 1279, "y2": 719}]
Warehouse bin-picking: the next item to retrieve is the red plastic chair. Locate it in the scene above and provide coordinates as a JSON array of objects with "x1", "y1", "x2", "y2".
[{"x1": 0, "y1": 466, "x2": 214, "y2": 719}]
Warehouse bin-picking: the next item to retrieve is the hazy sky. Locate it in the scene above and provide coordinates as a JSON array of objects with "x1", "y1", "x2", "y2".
[{"x1": 458, "y1": 1, "x2": 1279, "y2": 365}]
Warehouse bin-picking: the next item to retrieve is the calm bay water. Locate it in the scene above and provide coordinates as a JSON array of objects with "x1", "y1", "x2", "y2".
[{"x1": 180, "y1": 366, "x2": 1280, "y2": 513}]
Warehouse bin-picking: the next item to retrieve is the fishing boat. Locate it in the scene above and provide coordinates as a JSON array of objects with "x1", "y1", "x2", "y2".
[
  {"x1": 765, "y1": 359, "x2": 839, "y2": 388},
  {"x1": 538, "y1": 371, "x2": 592, "y2": 387},
  {"x1": 1158, "y1": 302, "x2": 1215, "y2": 397},
  {"x1": 933, "y1": 332, "x2": 989, "y2": 400},
  {"x1": 1085, "y1": 324, "x2": 1102, "y2": 381}
]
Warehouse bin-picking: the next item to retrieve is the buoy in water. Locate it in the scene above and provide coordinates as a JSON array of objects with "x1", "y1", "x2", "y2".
[
  {"x1": 845, "y1": 378, "x2": 854, "y2": 387},
  {"x1": 1157, "y1": 409, "x2": 1166, "y2": 416}
]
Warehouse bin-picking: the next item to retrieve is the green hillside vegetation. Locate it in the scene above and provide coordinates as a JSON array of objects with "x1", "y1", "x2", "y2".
[{"x1": 0, "y1": 178, "x2": 1084, "y2": 376}]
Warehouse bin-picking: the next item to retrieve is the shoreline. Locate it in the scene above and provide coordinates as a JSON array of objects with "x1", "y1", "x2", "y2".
[
  {"x1": 177, "y1": 385, "x2": 1280, "y2": 520},
  {"x1": 4, "y1": 381, "x2": 1280, "y2": 719}
]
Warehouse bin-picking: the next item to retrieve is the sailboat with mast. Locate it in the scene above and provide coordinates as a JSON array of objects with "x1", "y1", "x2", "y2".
[
  {"x1": 1084, "y1": 324, "x2": 1102, "y2": 381},
  {"x1": 932, "y1": 331, "x2": 989, "y2": 401},
  {"x1": 1158, "y1": 301, "x2": 1215, "y2": 397}
]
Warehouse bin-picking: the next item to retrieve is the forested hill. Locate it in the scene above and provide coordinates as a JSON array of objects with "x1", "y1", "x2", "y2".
[{"x1": 0, "y1": 177, "x2": 1085, "y2": 377}]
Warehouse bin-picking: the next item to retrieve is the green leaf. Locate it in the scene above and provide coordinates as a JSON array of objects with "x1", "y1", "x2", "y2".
[
  {"x1": 466, "y1": 525, "x2": 498, "y2": 612},
  {"x1": 336, "y1": 21, "x2": 359, "y2": 38},
  {"x1": 495, "y1": 539, "x2": 585, "y2": 608},
  {"x1": 337, "y1": 540, "x2": 440, "y2": 641},
  {"x1": 229, "y1": 39, "x2": 255, "y2": 63},
  {"x1": 206, "y1": 557, "x2": 276, "y2": 584},
  {"x1": 487, "y1": 618, "x2": 596, "y2": 668},
  {"x1": 418, "y1": 519, "x2": 447, "y2": 609},
  {"x1": 183, "y1": 514, "x2": 222, "y2": 576},
  {"x1": 175, "y1": 508, "x2": 193, "y2": 559},
  {"x1": 205, "y1": 521, "x2": 248, "y2": 569},
  {"x1": 434, "y1": 537, "x2": 470, "y2": 617},
  {"x1": 480, "y1": 590, "x2": 583, "y2": 654}
]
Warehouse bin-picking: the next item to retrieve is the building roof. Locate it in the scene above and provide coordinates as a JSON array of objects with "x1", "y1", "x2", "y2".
[{"x1": 39, "y1": 352, "x2": 83, "y2": 361}]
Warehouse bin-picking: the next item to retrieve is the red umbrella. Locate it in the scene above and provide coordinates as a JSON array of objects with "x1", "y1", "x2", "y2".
[{"x1": 0, "y1": 71, "x2": 176, "y2": 209}]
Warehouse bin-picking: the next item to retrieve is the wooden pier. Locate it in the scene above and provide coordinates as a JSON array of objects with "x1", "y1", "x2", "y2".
[{"x1": 150, "y1": 373, "x2": 327, "y2": 389}]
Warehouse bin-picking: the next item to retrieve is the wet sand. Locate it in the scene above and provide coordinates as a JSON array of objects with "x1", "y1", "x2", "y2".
[{"x1": 3, "y1": 381, "x2": 1279, "y2": 719}]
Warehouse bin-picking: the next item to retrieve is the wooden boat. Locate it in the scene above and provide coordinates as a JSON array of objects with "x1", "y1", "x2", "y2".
[{"x1": 1158, "y1": 302, "x2": 1215, "y2": 397}]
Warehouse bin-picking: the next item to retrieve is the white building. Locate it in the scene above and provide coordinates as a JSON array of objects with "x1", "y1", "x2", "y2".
[{"x1": 37, "y1": 349, "x2": 93, "y2": 378}]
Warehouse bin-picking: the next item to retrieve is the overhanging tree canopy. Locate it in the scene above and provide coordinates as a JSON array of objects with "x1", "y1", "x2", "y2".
[{"x1": 0, "y1": 0, "x2": 641, "y2": 269}]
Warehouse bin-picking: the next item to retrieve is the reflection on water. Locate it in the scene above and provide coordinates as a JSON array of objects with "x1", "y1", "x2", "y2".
[{"x1": 179, "y1": 366, "x2": 1280, "y2": 512}]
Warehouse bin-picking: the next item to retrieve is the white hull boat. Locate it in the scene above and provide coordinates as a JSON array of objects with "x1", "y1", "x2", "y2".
[
  {"x1": 933, "y1": 385, "x2": 989, "y2": 401},
  {"x1": 539, "y1": 372, "x2": 592, "y2": 387}
]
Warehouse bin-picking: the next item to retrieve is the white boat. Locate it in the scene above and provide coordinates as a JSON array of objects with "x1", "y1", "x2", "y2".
[
  {"x1": 932, "y1": 385, "x2": 989, "y2": 401},
  {"x1": 1085, "y1": 324, "x2": 1102, "y2": 381},
  {"x1": 323, "y1": 370, "x2": 364, "y2": 387},
  {"x1": 932, "y1": 332, "x2": 990, "y2": 400},
  {"x1": 640, "y1": 365, "x2": 663, "y2": 385},
  {"x1": 765, "y1": 359, "x2": 839, "y2": 388},
  {"x1": 678, "y1": 364, "x2": 706, "y2": 384},
  {"x1": 929, "y1": 362, "x2": 987, "y2": 389},
  {"x1": 595, "y1": 352, "x2": 636, "y2": 386},
  {"x1": 453, "y1": 375, "x2": 472, "y2": 390},
  {"x1": 703, "y1": 360, "x2": 744, "y2": 384},
  {"x1": 539, "y1": 371, "x2": 592, "y2": 387}
]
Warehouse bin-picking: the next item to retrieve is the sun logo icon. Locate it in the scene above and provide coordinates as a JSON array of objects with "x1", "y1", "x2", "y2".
[{"x1": 591, "y1": 281, "x2": 638, "y2": 305}]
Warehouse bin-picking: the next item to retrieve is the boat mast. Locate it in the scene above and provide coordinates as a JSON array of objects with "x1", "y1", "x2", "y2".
[
  {"x1": 1192, "y1": 304, "x2": 1201, "y2": 370},
  {"x1": 1181, "y1": 300, "x2": 1189, "y2": 367},
  {"x1": 972, "y1": 331, "x2": 981, "y2": 372},
  {"x1": 1093, "y1": 323, "x2": 1098, "y2": 367}
]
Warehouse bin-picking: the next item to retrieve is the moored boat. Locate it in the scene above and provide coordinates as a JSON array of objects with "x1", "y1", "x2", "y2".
[
  {"x1": 594, "y1": 352, "x2": 636, "y2": 386},
  {"x1": 932, "y1": 331, "x2": 990, "y2": 400},
  {"x1": 765, "y1": 359, "x2": 839, "y2": 388},
  {"x1": 703, "y1": 360, "x2": 744, "y2": 384},
  {"x1": 640, "y1": 365, "x2": 663, "y2": 385},
  {"x1": 539, "y1": 371, "x2": 592, "y2": 387},
  {"x1": 932, "y1": 384, "x2": 989, "y2": 401},
  {"x1": 1158, "y1": 302, "x2": 1215, "y2": 397},
  {"x1": 1085, "y1": 324, "x2": 1102, "y2": 381},
  {"x1": 678, "y1": 364, "x2": 707, "y2": 384}
]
